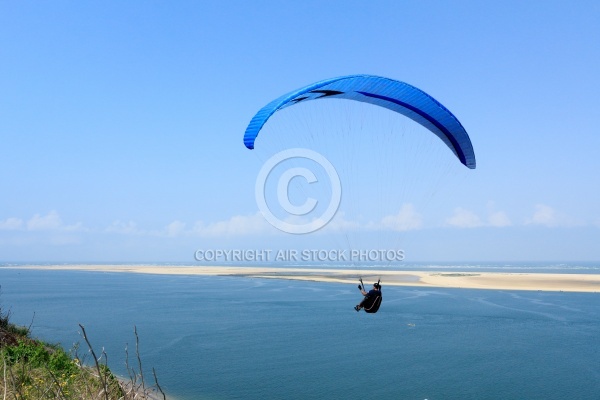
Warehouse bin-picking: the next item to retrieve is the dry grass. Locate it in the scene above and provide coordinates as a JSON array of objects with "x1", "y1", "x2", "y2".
[{"x1": 1, "y1": 305, "x2": 166, "y2": 400}]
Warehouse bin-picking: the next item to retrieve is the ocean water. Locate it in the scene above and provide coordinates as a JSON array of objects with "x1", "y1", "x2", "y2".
[{"x1": 0, "y1": 267, "x2": 599, "y2": 400}]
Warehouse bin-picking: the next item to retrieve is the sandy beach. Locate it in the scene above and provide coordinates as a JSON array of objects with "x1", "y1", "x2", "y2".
[{"x1": 11, "y1": 265, "x2": 600, "y2": 293}]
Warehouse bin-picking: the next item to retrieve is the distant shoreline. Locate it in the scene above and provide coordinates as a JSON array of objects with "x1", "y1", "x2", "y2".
[{"x1": 7, "y1": 265, "x2": 600, "y2": 293}]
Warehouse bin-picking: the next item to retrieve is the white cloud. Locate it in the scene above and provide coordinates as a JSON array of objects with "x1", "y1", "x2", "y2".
[
  {"x1": 311, "y1": 211, "x2": 360, "y2": 233},
  {"x1": 27, "y1": 211, "x2": 63, "y2": 230},
  {"x1": 104, "y1": 214, "x2": 273, "y2": 237},
  {"x1": 378, "y1": 204, "x2": 423, "y2": 231},
  {"x1": 0, "y1": 217, "x2": 23, "y2": 230},
  {"x1": 527, "y1": 204, "x2": 557, "y2": 226},
  {"x1": 165, "y1": 220, "x2": 187, "y2": 237},
  {"x1": 488, "y1": 211, "x2": 512, "y2": 227},
  {"x1": 186, "y1": 206, "x2": 418, "y2": 237},
  {"x1": 445, "y1": 208, "x2": 483, "y2": 228},
  {"x1": 26, "y1": 211, "x2": 83, "y2": 231},
  {"x1": 445, "y1": 204, "x2": 513, "y2": 228},
  {"x1": 106, "y1": 220, "x2": 147, "y2": 235},
  {"x1": 525, "y1": 204, "x2": 582, "y2": 227},
  {"x1": 192, "y1": 213, "x2": 273, "y2": 236}
]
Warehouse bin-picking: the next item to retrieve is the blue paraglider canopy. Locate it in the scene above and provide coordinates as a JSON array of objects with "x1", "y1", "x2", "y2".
[{"x1": 244, "y1": 74, "x2": 475, "y2": 169}]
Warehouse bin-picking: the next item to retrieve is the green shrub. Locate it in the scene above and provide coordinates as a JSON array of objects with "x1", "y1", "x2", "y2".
[{"x1": 0, "y1": 304, "x2": 165, "y2": 399}]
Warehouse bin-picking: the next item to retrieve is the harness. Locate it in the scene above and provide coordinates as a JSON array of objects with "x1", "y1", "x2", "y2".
[{"x1": 363, "y1": 292, "x2": 382, "y2": 313}]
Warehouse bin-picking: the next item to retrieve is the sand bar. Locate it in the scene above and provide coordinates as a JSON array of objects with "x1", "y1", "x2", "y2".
[{"x1": 6, "y1": 265, "x2": 600, "y2": 293}]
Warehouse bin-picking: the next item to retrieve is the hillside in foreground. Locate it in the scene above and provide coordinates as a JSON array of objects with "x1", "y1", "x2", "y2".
[{"x1": 0, "y1": 306, "x2": 165, "y2": 399}]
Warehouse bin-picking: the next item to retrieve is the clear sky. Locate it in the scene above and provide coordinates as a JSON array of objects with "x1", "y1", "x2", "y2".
[{"x1": 1, "y1": 1, "x2": 599, "y2": 263}]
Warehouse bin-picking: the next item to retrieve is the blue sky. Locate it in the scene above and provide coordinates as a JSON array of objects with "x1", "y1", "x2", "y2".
[{"x1": 1, "y1": 1, "x2": 599, "y2": 263}]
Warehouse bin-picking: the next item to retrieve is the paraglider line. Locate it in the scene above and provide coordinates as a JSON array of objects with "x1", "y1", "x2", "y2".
[{"x1": 356, "y1": 91, "x2": 467, "y2": 167}]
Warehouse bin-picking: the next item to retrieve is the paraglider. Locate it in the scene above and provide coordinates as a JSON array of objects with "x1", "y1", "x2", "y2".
[
  {"x1": 244, "y1": 75, "x2": 477, "y2": 314},
  {"x1": 355, "y1": 278, "x2": 382, "y2": 313}
]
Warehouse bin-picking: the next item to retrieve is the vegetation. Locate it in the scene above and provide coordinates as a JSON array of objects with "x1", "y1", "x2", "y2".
[{"x1": 0, "y1": 305, "x2": 166, "y2": 399}]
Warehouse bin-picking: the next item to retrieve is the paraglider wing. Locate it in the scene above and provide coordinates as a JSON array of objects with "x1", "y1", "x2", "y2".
[{"x1": 243, "y1": 74, "x2": 476, "y2": 169}]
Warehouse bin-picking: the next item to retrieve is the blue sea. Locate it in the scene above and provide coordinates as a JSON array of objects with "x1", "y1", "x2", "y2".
[{"x1": 1, "y1": 264, "x2": 599, "y2": 400}]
